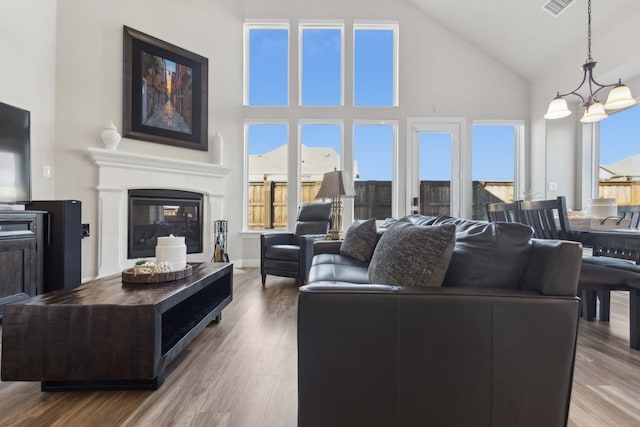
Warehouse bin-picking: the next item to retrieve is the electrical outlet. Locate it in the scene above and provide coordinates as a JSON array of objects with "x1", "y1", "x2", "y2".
[{"x1": 548, "y1": 182, "x2": 558, "y2": 191}]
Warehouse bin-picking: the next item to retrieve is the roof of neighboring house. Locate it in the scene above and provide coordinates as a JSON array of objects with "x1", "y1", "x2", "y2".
[
  {"x1": 248, "y1": 144, "x2": 359, "y2": 181},
  {"x1": 601, "y1": 154, "x2": 640, "y2": 181}
]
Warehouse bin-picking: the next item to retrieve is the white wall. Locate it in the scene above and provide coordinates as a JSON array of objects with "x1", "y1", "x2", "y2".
[
  {"x1": 0, "y1": 0, "x2": 57, "y2": 201},
  {"x1": 55, "y1": 0, "x2": 245, "y2": 278},
  {"x1": 37, "y1": 0, "x2": 529, "y2": 275}
]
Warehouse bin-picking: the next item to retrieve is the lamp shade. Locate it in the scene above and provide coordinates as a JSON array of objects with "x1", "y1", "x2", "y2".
[
  {"x1": 544, "y1": 97, "x2": 572, "y2": 119},
  {"x1": 316, "y1": 170, "x2": 356, "y2": 199},
  {"x1": 580, "y1": 102, "x2": 608, "y2": 123},
  {"x1": 604, "y1": 84, "x2": 636, "y2": 110}
]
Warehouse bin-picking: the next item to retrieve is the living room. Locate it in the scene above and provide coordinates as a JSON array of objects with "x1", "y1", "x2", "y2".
[{"x1": 2, "y1": 0, "x2": 640, "y2": 425}]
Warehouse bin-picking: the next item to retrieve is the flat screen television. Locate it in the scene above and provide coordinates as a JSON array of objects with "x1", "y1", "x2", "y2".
[{"x1": 0, "y1": 102, "x2": 31, "y2": 204}]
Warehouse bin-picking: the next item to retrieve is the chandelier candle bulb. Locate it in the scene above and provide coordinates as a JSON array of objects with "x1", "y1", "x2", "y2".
[
  {"x1": 581, "y1": 102, "x2": 608, "y2": 123},
  {"x1": 604, "y1": 83, "x2": 637, "y2": 110},
  {"x1": 544, "y1": 96, "x2": 572, "y2": 119},
  {"x1": 155, "y1": 234, "x2": 187, "y2": 271}
]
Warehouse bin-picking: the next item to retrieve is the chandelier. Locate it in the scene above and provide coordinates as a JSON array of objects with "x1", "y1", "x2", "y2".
[{"x1": 544, "y1": 0, "x2": 636, "y2": 123}]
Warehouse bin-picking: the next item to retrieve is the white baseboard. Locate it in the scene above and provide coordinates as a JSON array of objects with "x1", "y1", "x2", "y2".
[{"x1": 234, "y1": 259, "x2": 259, "y2": 268}]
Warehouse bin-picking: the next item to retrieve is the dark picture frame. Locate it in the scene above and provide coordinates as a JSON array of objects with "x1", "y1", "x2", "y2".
[{"x1": 123, "y1": 26, "x2": 208, "y2": 151}]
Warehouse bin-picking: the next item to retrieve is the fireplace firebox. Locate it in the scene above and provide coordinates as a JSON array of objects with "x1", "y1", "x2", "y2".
[{"x1": 128, "y1": 189, "x2": 203, "y2": 259}]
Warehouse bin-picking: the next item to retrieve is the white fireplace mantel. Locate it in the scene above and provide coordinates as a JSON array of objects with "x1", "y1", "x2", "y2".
[{"x1": 87, "y1": 147, "x2": 232, "y2": 277}]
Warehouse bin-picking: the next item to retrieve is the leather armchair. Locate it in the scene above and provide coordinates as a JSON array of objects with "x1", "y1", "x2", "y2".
[{"x1": 260, "y1": 202, "x2": 331, "y2": 285}]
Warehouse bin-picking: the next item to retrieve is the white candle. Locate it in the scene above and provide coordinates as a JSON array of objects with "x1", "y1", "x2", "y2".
[{"x1": 155, "y1": 234, "x2": 187, "y2": 270}]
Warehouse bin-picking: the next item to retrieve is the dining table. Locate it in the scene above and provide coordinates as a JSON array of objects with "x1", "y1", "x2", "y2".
[
  {"x1": 569, "y1": 225, "x2": 640, "y2": 350},
  {"x1": 571, "y1": 227, "x2": 640, "y2": 263}
]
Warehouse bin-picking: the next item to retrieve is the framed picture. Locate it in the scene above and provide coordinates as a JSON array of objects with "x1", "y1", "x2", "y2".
[{"x1": 123, "y1": 26, "x2": 208, "y2": 151}]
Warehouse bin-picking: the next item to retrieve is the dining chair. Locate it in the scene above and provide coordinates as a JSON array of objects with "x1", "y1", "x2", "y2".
[
  {"x1": 485, "y1": 201, "x2": 518, "y2": 222},
  {"x1": 618, "y1": 207, "x2": 640, "y2": 229},
  {"x1": 515, "y1": 197, "x2": 572, "y2": 240},
  {"x1": 485, "y1": 198, "x2": 622, "y2": 319},
  {"x1": 516, "y1": 197, "x2": 640, "y2": 323}
]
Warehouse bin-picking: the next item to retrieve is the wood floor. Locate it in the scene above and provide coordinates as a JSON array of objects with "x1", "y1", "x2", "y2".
[{"x1": 1, "y1": 268, "x2": 640, "y2": 426}]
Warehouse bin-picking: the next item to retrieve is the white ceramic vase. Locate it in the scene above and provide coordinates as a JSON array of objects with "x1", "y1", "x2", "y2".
[{"x1": 100, "y1": 122, "x2": 121, "y2": 150}]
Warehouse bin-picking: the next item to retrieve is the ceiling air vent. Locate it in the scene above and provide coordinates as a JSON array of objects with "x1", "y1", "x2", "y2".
[{"x1": 542, "y1": 0, "x2": 576, "y2": 17}]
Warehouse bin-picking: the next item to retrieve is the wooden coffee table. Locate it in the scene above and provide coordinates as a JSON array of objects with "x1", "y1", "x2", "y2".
[{"x1": 1, "y1": 262, "x2": 232, "y2": 391}]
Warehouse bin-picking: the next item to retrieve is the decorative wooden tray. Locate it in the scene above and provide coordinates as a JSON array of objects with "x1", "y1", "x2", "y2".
[
  {"x1": 122, "y1": 264, "x2": 193, "y2": 284},
  {"x1": 568, "y1": 217, "x2": 632, "y2": 230}
]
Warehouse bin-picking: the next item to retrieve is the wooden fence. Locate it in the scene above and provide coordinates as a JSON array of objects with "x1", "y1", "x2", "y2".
[
  {"x1": 353, "y1": 181, "x2": 392, "y2": 220},
  {"x1": 418, "y1": 181, "x2": 514, "y2": 219},
  {"x1": 248, "y1": 180, "x2": 514, "y2": 228},
  {"x1": 248, "y1": 181, "x2": 322, "y2": 230},
  {"x1": 470, "y1": 181, "x2": 514, "y2": 219},
  {"x1": 599, "y1": 182, "x2": 640, "y2": 206},
  {"x1": 248, "y1": 180, "x2": 640, "y2": 229}
]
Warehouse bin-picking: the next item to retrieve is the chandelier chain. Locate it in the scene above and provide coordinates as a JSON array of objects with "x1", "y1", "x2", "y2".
[{"x1": 587, "y1": 0, "x2": 592, "y2": 61}]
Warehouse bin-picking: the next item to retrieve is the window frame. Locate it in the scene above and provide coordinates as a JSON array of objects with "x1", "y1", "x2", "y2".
[
  {"x1": 407, "y1": 118, "x2": 465, "y2": 218},
  {"x1": 592, "y1": 102, "x2": 640, "y2": 206},
  {"x1": 243, "y1": 20, "x2": 290, "y2": 106},
  {"x1": 298, "y1": 20, "x2": 345, "y2": 107},
  {"x1": 471, "y1": 120, "x2": 525, "y2": 205},
  {"x1": 351, "y1": 120, "x2": 399, "y2": 220},
  {"x1": 243, "y1": 119, "x2": 290, "y2": 231},
  {"x1": 242, "y1": 19, "x2": 401, "y2": 233},
  {"x1": 353, "y1": 20, "x2": 399, "y2": 107},
  {"x1": 296, "y1": 119, "x2": 345, "y2": 228}
]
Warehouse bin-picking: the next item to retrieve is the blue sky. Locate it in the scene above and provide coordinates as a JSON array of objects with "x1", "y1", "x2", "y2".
[
  {"x1": 247, "y1": 27, "x2": 637, "y2": 182},
  {"x1": 249, "y1": 29, "x2": 288, "y2": 106},
  {"x1": 301, "y1": 29, "x2": 341, "y2": 106},
  {"x1": 600, "y1": 105, "x2": 640, "y2": 165}
]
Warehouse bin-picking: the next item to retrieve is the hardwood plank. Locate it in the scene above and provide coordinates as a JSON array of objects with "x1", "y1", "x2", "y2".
[{"x1": 1, "y1": 271, "x2": 640, "y2": 426}]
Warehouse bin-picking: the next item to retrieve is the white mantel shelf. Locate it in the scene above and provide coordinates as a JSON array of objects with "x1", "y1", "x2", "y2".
[
  {"x1": 87, "y1": 147, "x2": 232, "y2": 278},
  {"x1": 87, "y1": 147, "x2": 232, "y2": 178}
]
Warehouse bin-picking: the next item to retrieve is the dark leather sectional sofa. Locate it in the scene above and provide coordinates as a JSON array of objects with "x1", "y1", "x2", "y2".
[{"x1": 297, "y1": 215, "x2": 583, "y2": 427}]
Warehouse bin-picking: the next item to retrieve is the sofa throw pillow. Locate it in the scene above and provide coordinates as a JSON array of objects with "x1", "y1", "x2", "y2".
[
  {"x1": 380, "y1": 214, "x2": 440, "y2": 228},
  {"x1": 340, "y1": 218, "x2": 378, "y2": 262},
  {"x1": 380, "y1": 217, "x2": 399, "y2": 228},
  {"x1": 368, "y1": 222, "x2": 456, "y2": 287},
  {"x1": 438, "y1": 219, "x2": 534, "y2": 289}
]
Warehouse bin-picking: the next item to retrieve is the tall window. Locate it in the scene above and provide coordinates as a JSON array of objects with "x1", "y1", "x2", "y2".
[
  {"x1": 299, "y1": 23, "x2": 343, "y2": 106},
  {"x1": 246, "y1": 123, "x2": 288, "y2": 230},
  {"x1": 354, "y1": 23, "x2": 398, "y2": 106},
  {"x1": 471, "y1": 124, "x2": 516, "y2": 219},
  {"x1": 300, "y1": 123, "x2": 342, "y2": 202},
  {"x1": 599, "y1": 105, "x2": 640, "y2": 209},
  {"x1": 244, "y1": 23, "x2": 289, "y2": 106},
  {"x1": 353, "y1": 123, "x2": 395, "y2": 219},
  {"x1": 244, "y1": 19, "x2": 399, "y2": 231},
  {"x1": 419, "y1": 132, "x2": 452, "y2": 216}
]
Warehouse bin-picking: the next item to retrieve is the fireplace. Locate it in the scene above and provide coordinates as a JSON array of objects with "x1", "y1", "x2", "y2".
[
  {"x1": 88, "y1": 147, "x2": 231, "y2": 277},
  {"x1": 128, "y1": 189, "x2": 203, "y2": 259}
]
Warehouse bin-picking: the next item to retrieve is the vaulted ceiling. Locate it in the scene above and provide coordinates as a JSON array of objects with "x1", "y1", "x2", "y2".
[{"x1": 407, "y1": 0, "x2": 640, "y2": 81}]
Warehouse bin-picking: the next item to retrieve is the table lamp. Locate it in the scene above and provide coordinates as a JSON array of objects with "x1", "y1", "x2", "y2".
[{"x1": 315, "y1": 170, "x2": 356, "y2": 240}]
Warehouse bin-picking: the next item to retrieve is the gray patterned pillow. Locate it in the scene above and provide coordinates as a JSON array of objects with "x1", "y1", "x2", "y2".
[
  {"x1": 340, "y1": 218, "x2": 378, "y2": 262},
  {"x1": 368, "y1": 222, "x2": 456, "y2": 287}
]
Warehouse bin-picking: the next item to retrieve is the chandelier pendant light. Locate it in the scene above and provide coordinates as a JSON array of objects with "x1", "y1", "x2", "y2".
[{"x1": 544, "y1": 0, "x2": 636, "y2": 122}]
